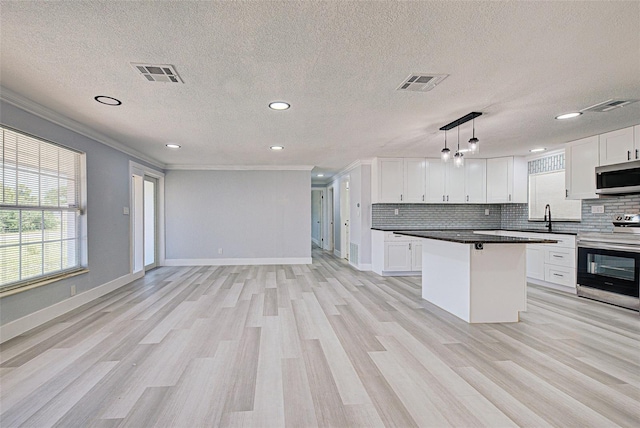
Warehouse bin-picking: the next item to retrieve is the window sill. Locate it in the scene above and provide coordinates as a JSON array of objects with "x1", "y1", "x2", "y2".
[{"x1": 0, "y1": 269, "x2": 90, "y2": 298}]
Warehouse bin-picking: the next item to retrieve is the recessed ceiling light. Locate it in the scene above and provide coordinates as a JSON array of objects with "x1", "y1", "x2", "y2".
[
  {"x1": 269, "y1": 101, "x2": 290, "y2": 110},
  {"x1": 94, "y1": 95, "x2": 122, "y2": 106},
  {"x1": 529, "y1": 148, "x2": 547, "y2": 153},
  {"x1": 270, "y1": 145, "x2": 284, "y2": 151},
  {"x1": 317, "y1": 174, "x2": 324, "y2": 177},
  {"x1": 555, "y1": 112, "x2": 582, "y2": 120},
  {"x1": 166, "y1": 144, "x2": 181, "y2": 149}
]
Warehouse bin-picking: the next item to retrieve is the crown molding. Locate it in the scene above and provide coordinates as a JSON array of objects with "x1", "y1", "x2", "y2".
[
  {"x1": 165, "y1": 164, "x2": 315, "y2": 171},
  {"x1": 525, "y1": 147, "x2": 565, "y2": 162},
  {"x1": 0, "y1": 86, "x2": 165, "y2": 169},
  {"x1": 319, "y1": 158, "x2": 373, "y2": 184}
]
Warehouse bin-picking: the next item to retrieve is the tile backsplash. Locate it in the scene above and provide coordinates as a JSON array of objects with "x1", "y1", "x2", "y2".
[
  {"x1": 372, "y1": 195, "x2": 640, "y2": 233},
  {"x1": 372, "y1": 203, "x2": 502, "y2": 230}
]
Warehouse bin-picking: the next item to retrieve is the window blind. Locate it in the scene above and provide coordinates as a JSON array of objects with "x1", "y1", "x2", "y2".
[{"x1": 0, "y1": 126, "x2": 83, "y2": 291}]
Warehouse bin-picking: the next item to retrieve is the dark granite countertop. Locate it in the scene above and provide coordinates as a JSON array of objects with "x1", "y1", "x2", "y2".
[
  {"x1": 371, "y1": 227, "x2": 577, "y2": 236},
  {"x1": 501, "y1": 228, "x2": 578, "y2": 236},
  {"x1": 391, "y1": 230, "x2": 557, "y2": 244}
]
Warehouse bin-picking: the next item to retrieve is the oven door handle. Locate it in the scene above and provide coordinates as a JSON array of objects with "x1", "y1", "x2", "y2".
[{"x1": 578, "y1": 242, "x2": 640, "y2": 252}]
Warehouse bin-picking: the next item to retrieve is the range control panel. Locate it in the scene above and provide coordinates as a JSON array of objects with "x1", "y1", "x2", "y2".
[{"x1": 613, "y1": 213, "x2": 640, "y2": 226}]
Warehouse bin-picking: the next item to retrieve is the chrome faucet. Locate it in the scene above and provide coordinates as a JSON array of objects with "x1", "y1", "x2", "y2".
[{"x1": 544, "y1": 204, "x2": 552, "y2": 232}]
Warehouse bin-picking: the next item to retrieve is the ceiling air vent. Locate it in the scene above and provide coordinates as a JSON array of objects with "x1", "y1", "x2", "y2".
[
  {"x1": 581, "y1": 99, "x2": 638, "y2": 113},
  {"x1": 131, "y1": 63, "x2": 183, "y2": 83},
  {"x1": 396, "y1": 74, "x2": 448, "y2": 92}
]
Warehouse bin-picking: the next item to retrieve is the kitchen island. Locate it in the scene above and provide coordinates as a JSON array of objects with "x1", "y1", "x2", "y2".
[{"x1": 395, "y1": 230, "x2": 556, "y2": 323}]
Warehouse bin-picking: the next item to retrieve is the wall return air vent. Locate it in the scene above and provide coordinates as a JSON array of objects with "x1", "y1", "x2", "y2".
[
  {"x1": 396, "y1": 74, "x2": 448, "y2": 92},
  {"x1": 131, "y1": 63, "x2": 183, "y2": 83},
  {"x1": 581, "y1": 99, "x2": 638, "y2": 113}
]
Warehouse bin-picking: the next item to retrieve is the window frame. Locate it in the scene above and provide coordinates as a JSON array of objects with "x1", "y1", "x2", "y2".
[{"x1": 0, "y1": 125, "x2": 88, "y2": 294}]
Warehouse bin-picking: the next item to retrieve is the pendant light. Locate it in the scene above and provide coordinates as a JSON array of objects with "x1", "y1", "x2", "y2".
[
  {"x1": 454, "y1": 126, "x2": 464, "y2": 167},
  {"x1": 468, "y1": 117, "x2": 479, "y2": 153},
  {"x1": 441, "y1": 130, "x2": 451, "y2": 162}
]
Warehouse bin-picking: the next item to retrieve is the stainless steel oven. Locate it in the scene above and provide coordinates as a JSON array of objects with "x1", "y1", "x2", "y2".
[{"x1": 577, "y1": 214, "x2": 640, "y2": 311}]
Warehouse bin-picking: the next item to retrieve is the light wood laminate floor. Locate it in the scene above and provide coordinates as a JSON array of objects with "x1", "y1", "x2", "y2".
[{"x1": 1, "y1": 248, "x2": 639, "y2": 427}]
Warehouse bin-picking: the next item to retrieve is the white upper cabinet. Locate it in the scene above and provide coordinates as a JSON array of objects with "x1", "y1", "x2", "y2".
[
  {"x1": 425, "y1": 158, "x2": 446, "y2": 202},
  {"x1": 374, "y1": 158, "x2": 404, "y2": 203},
  {"x1": 403, "y1": 158, "x2": 426, "y2": 203},
  {"x1": 565, "y1": 135, "x2": 599, "y2": 199},
  {"x1": 464, "y1": 159, "x2": 487, "y2": 203},
  {"x1": 446, "y1": 162, "x2": 466, "y2": 203},
  {"x1": 486, "y1": 156, "x2": 527, "y2": 203},
  {"x1": 372, "y1": 157, "x2": 426, "y2": 203},
  {"x1": 598, "y1": 126, "x2": 636, "y2": 166},
  {"x1": 425, "y1": 159, "x2": 466, "y2": 203}
]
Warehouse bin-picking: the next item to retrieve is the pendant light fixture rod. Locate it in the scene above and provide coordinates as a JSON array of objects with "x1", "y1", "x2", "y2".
[{"x1": 439, "y1": 112, "x2": 482, "y2": 131}]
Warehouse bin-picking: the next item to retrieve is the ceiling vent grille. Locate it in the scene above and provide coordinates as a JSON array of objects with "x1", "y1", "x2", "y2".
[
  {"x1": 581, "y1": 99, "x2": 638, "y2": 113},
  {"x1": 396, "y1": 74, "x2": 448, "y2": 92},
  {"x1": 131, "y1": 63, "x2": 183, "y2": 83}
]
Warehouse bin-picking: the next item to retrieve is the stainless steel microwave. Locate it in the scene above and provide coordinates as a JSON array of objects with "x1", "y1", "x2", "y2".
[{"x1": 596, "y1": 160, "x2": 640, "y2": 195}]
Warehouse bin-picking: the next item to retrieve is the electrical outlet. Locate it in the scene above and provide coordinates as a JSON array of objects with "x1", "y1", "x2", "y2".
[
  {"x1": 123, "y1": 207, "x2": 129, "y2": 215},
  {"x1": 394, "y1": 209, "x2": 399, "y2": 215},
  {"x1": 218, "y1": 248, "x2": 223, "y2": 255},
  {"x1": 485, "y1": 209, "x2": 490, "y2": 216},
  {"x1": 70, "y1": 285, "x2": 76, "y2": 296},
  {"x1": 591, "y1": 205, "x2": 605, "y2": 214}
]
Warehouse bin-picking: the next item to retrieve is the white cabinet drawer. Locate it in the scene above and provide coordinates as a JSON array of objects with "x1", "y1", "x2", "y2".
[
  {"x1": 544, "y1": 265, "x2": 575, "y2": 287},
  {"x1": 545, "y1": 248, "x2": 575, "y2": 268},
  {"x1": 548, "y1": 235, "x2": 576, "y2": 248},
  {"x1": 385, "y1": 232, "x2": 412, "y2": 241}
]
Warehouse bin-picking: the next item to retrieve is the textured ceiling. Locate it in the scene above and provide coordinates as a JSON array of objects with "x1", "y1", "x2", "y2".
[{"x1": 1, "y1": 1, "x2": 639, "y2": 181}]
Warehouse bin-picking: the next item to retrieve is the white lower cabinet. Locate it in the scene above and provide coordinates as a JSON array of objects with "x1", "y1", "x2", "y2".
[
  {"x1": 385, "y1": 241, "x2": 412, "y2": 271},
  {"x1": 526, "y1": 245, "x2": 545, "y2": 281},
  {"x1": 544, "y1": 265, "x2": 575, "y2": 288},
  {"x1": 412, "y1": 241, "x2": 422, "y2": 271},
  {"x1": 500, "y1": 231, "x2": 576, "y2": 291},
  {"x1": 372, "y1": 230, "x2": 422, "y2": 275}
]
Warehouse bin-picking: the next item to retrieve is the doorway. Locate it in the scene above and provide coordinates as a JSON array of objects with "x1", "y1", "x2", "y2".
[
  {"x1": 130, "y1": 161, "x2": 165, "y2": 277},
  {"x1": 311, "y1": 189, "x2": 323, "y2": 248},
  {"x1": 340, "y1": 178, "x2": 350, "y2": 260},
  {"x1": 144, "y1": 177, "x2": 158, "y2": 270},
  {"x1": 327, "y1": 187, "x2": 334, "y2": 252}
]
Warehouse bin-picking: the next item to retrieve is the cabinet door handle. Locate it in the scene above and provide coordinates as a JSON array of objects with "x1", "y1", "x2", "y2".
[
  {"x1": 553, "y1": 273, "x2": 564, "y2": 277},
  {"x1": 446, "y1": 195, "x2": 449, "y2": 202},
  {"x1": 422, "y1": 195, "x2": 425, "y2": 202},
  {"x1": 628, "y1": 150, "x2": 631, "y2": 161},
  {"x1": 409, "y1": 243, "x2": 411, "y2": 250},
  {"x1": 552, "y1": 254, "x2": 563, "y2": 258},
  {"x1": 443, "y1": 195, "x2": 445, "y2": 202},
  {"x1": 400, "y1": 194, "x2": 403, "y2": 201},
  {"x1": 566, "y1": 189, "x2": 568, "y2": 197},
  {"x1": 508, "y1": 194, "x2": 511, "y2": 202},
  {"x1": 636, "y1": 149, "x2": 638, "y2": 160},
  {"x1": 466, "y1": 195, "x2": 469, "y2": 202}
]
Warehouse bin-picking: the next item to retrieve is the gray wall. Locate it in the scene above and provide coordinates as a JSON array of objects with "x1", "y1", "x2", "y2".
[
  {"x1": 165, "y1": 170, "x2": 311, "y2": 260},
  {"x1": 0, "y1": 101, "x2": 157, "y2": 325},
  {"x1": 347, "y1": 164, "x2": 372, "y2": 266}
]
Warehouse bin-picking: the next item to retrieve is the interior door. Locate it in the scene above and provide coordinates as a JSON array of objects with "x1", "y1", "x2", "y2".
[
  {"x1": 144, "y1": 177, "x2": 157, "y2": 270},
  {"x1": 311, "y1": 189, "x2": 323, "y2": 247}
]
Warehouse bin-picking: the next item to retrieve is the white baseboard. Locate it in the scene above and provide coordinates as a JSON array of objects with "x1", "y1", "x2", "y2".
[
  {"x1": 0, "y1": 271, "x2": 143, "y2": 344},
  {"x1": 334, "y1": 249, "x2": 342, "y2": 258},
  {"x1": 350, "y1": 262, "x2": 372, "y2": 271},
  {"x1": 527, "y1": 278, "x2": 577, "y2": 294},
  {"x1": 311, "y1": 238, "x2": 320, "y2": 246},
  {"x1": 164, "y1": 257, "x2": 312, "y2": 266}
]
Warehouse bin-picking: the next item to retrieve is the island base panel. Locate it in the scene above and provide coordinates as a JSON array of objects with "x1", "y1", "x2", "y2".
[{"x1": 421, "y1": 239, "x2": 526, "y2": 323}]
